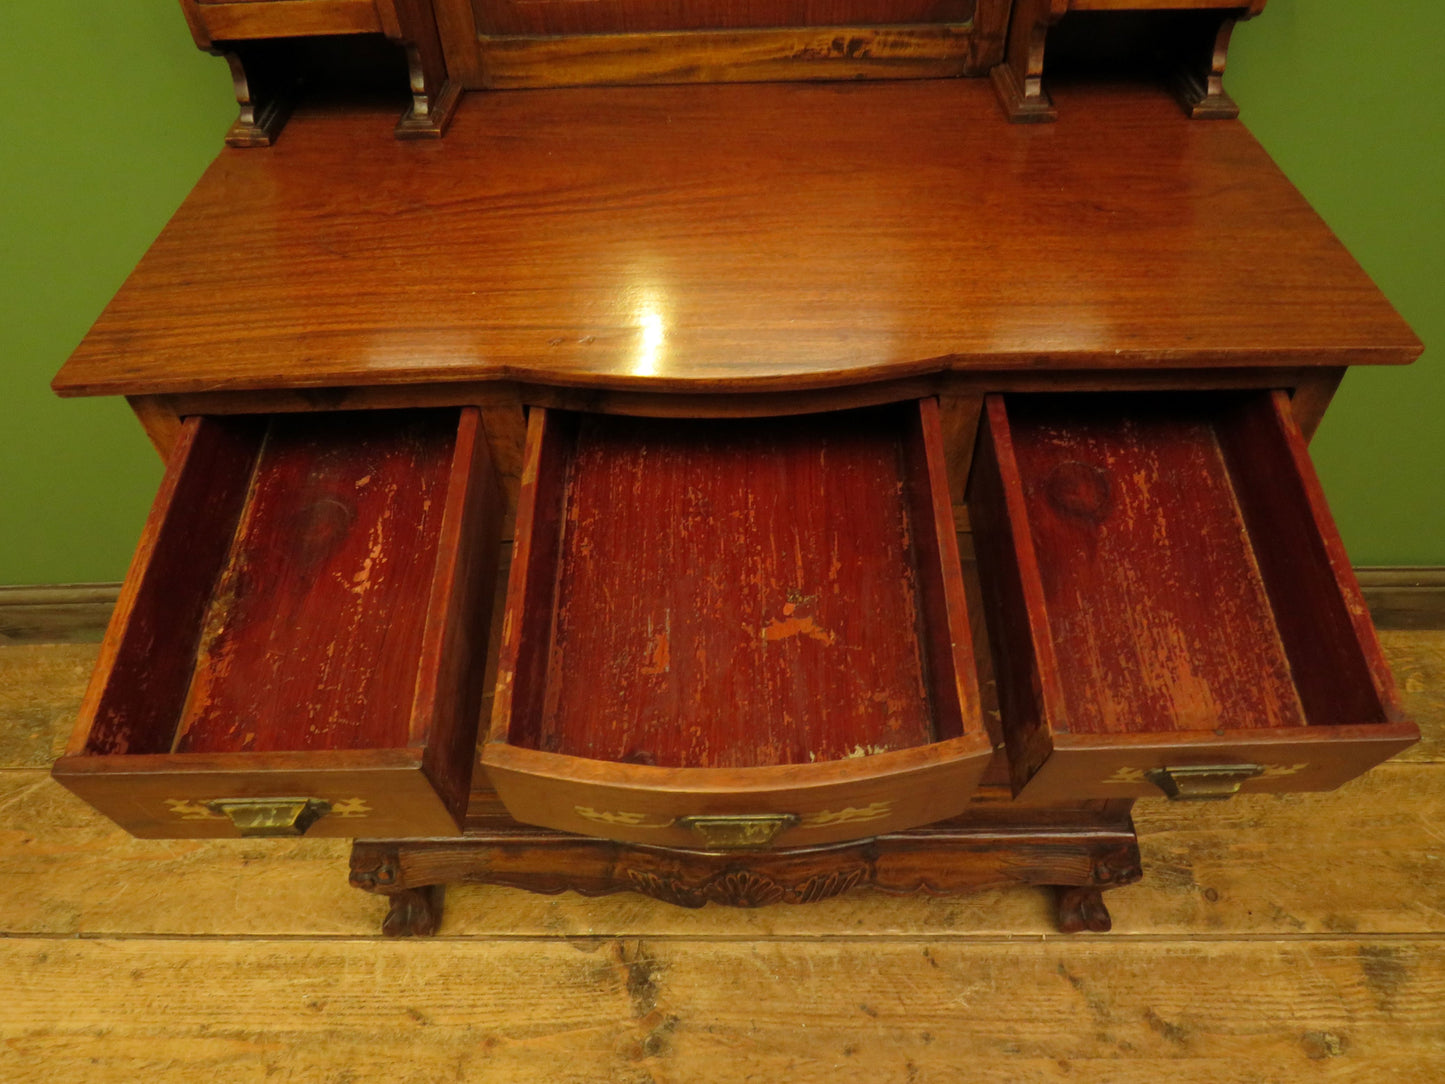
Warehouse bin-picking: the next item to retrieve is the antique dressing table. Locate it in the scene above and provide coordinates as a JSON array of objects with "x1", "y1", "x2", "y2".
[{"x1": 49, "y1": 1, "x2": 1420, "y2": 936}]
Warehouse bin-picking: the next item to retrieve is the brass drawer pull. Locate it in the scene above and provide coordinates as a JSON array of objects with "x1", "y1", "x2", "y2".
[
  {"x1": 207, "y1": 797, "x2": 332, "y2": 837},
  {"x1": 677, "y1": 813, "x2": 799, "y2": 850},
  {"x1": 1145, "y1": 764, "x2": 1264, "y2": 801}
]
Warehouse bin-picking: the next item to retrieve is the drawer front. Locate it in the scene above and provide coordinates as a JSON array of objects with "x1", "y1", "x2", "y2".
[
  {"x1": 195, "y1": 0, "x2": 384, "y2": 42},
  {"x1": 968, "y1": 389, "x2": 1416, "y2": 802},
  {"x1": 470, "y1": 0, "x2": 976, "y2": 36},
  {"x1": 484, "y1": 740, "x2": 993, "y2": 850},
  {"x1": 1015, "y1": 730, "x2": 1421, "y2": 802},
  {"x1": 483, "y1": 398, "x2": 994, "y2": 847},
  {"x1": 53, "y1": 407, "x2": 503, "y2": 838},
  {"x1": 52, "y1": 751, "x2": 458, "y2": 839}
]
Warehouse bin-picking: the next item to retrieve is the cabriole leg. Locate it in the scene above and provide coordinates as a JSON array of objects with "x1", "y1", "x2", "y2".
[{"x1": 1055, "y1": 885, "x2": 1114, "y2": 932}]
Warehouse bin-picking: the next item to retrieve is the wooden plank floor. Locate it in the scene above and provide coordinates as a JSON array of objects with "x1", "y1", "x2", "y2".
[{"x1": 3, "y1": 633, "x2": 1443, "y2": 1081}]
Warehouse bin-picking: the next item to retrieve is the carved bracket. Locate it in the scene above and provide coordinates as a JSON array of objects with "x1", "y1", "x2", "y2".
[{"x1": 992, "y1": 1, "x2": 1266, "y2": 122}]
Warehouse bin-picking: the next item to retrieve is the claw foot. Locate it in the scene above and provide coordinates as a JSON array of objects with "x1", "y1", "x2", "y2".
[
  {"x1": 380, "y1": 885, "x2": 445, "y2": 937},
  {"x1": 1055, "y1": 886, "x2": 1113, "y2": 933}
]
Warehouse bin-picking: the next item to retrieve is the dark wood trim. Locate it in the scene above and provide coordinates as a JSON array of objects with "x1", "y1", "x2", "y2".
[
  {"x1": 0, "y1": 584, "x2": 121, "y2": 644},
  {"x1": 349, "y1": 811, "x2": 1144, "y2": 935},
  {"x1": 5, "y1": 566, "x2": 1443, "y2": 644},
  {"x1": 1354, "y1": 568, "x2": 1445, "y2": 630}
]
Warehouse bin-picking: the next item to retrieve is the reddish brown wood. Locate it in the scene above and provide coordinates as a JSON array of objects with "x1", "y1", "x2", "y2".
[
  {"x1": 174, "y1": 411, "x2": 460, "y2": 755},
  {"x1": 491, "y1": 407, "x2": 572, "y2": 756},
  {"x1": 219, "y1": 48, "x2": 292, "y2": 148},
  {"x1": 78, "y1": 416, "x2": 264, "y2": 758},
  {"x1": 183, "y1": 0, "x2": 456, "y2": 144},
  {"x1": 44, "y1": 42, "x2": 1425, "y2": 929},
  {"x1": 1007, "y1": 392, "x2": 1305, "y2": 738},
  {"x1": 470, "y1": 23, "x2": 991, "y2": 88},
  {"x1": 126, "y1": 396, "x2": 185, "y2": 461},
  {"x1": 1286, "y1": 368, "x2": 1345, "y2": 444},
  {"x1": 1218, "y1": 391, "x2": 1406, "y2": 731},
  {"x1": 177, "y1": 0, "x2": 215, "y2": 50},
  {"x1": 1170, "y1": 12, "x2": 1242, "y2": 119},
  {"x1": 381, "y1": 885, "x2": 445, "y2": 936},
  {"x1": 196, "y1": 0, "x2": 384, "y2": 40},
  {"x1": 904, "y1": 398, "x2": 980, "y2": 748},
  {"x1": 992, "y1": 1, "x2": 1264, "y2": 122},
  {"x1": 53, "y1": 82, "x2": 1420, "y2": 401},
  {"x1": 965, "y1": 398, "x2": 1062, "y2": 793},
  {"x1": 968, "y1": 391, "x2": 1418, "y2": 800},
  {"x1": 535, "y1": 406, "x2": 941, "y2": 767},
  {"x1": 50, "y1": 748, "x2": 462, "y2": 839},
  {"x1": 380, "y1": 0, "x2": 461, "y2": 138},
  {"x1": 1055, "y1": 885, "x2": 1112, "y2": 932},
  {"x1": 991, "y1": 0, "x2": 1066, "y2": 121},
  {"x1": 414, "y1": 408, "x2": 506, "y2": 820},
  {"x1": 469, "y1": 0, "x2": 976, "y2": 36},
  {"x1": 349, "y1": 797, "x2": 1143, "y2": 931},
  {"x1": 52, "y1": 407, "x2": 505, "y2": 838},
  {"x1": 483, "y1": 400, "x2": 993, "y2": 848},
  {"x1": 432, "y1": 0, "x2": 484, "y2": 86}
]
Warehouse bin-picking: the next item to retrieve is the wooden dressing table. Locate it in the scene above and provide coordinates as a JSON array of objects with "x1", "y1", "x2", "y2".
[{"x1": 48, "y1": 6, "x2": 1420, "y2": 936}]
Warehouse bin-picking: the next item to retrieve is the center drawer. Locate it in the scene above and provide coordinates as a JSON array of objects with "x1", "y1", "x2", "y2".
[{"x1": 481, "y1": 399, "x2": 994, "y2": 850}]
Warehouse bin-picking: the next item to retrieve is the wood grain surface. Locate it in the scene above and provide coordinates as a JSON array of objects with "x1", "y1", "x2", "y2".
[
  {"x1": 54, "y1": 81, "x2": 1419, "y2": 400},
  {"x1": 469, "y1": 0, "x2": 976, "y2": 35},
  {"x1": 482, "y1": 401, "x2": 994, "y2": 847},
  {"x1": 1004, "y1": 392, "x2": 1310, "y2": 737},
  {"x1": 175, "y1": 410, "x2": 460, "y2": 755},
  {"x1": 6, "y1": 633, "x2": 1442, "y2": 1078},
  {"x1": 535, "y1": 406, "x2": 944, "y2": 767},
  {"x1": 195, "y1": 0, "x2": 383, "y2": 40},
  {"x1": 3, "y1": 938, "x2": 1443, "y2": 1081},
  {"x1": 969, "y1": 391, "x2": 1417, "y2": 800},
  {"x1": 51, "y1": 408, "x2": 504, "y2": 839}
]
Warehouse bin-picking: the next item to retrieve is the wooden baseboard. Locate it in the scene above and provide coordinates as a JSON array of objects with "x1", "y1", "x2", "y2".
[
  {"x1": 0, "y1": 584, "x2": 120, "y2": 644},
  {"x1": 1354, "y1": 567, "x2": 1445, "y2": 630},
  {"x1": 3, "y1": 568, "x2": 1443, "y2": 644}
]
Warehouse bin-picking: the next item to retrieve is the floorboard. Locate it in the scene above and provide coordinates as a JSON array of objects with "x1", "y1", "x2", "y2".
[{"x1": 2, "y1": 632, "x2": 1443, "y2": 1080}]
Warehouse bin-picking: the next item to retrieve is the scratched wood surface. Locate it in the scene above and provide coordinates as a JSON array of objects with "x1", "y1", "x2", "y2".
[
  {"x1": 173, "y1": 410, "x2": 461, "y2": 754},
  {"x1": 53, "y1": 81, "x2": 1419, "y2": 401},
  {"x1": 3, "y1": 632, "x2": 1442, "y2": 1080},
  {"x1": 970, "y1": 391, "x2": 1416, "y2": 801},
  {"x1": 1005, "y1": 393, "x2": 1308, "y2": 737},
  {"x1": 538, "y1": 407, "x2": 939, "y2": 767}
]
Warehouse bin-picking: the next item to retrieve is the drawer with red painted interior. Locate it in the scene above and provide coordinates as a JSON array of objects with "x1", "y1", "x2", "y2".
[
  {"x1": 967, "y1": 389, "x2": 1417, "y2": 802},
  {"x1": 481, "y1": 399, "x2": 994, "y2": 850},
  {"x1": 52, "y1": 407, "x2": 503, "y2": 838}
]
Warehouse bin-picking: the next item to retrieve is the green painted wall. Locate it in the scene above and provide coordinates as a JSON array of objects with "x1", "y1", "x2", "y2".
[
  {"x1": 1, "y1": 1, "x2": 1439, "y2": 584},
  {"x1": 1229, "y1": 0, "x2": 1444, "y2": 565},
  {"x1": 1, "y1": 5, "x2": 234, "y2": 584}
]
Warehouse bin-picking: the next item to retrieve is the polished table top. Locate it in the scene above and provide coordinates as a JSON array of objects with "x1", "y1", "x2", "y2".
[{"x1": 54, "y1": 78, "x2": 1420, "y2": 400}]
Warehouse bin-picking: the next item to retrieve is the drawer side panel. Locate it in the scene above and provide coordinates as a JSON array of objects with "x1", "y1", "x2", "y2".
[
  {"x1": 80, "y1": 417, "x2": 264, "y2": 758},
  {"x1": 1219, "y1": 390, "x2": 1404, "y2": 728}
]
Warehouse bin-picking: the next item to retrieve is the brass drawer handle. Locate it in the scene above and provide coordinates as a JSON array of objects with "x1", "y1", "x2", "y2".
[
  {"x1": 677, "y1": 813, "x2": 799, "y2": 850},
  {"x1": 1145, "y1": 764, "x2": 1264, "y2": 801},
  {"x1": 207, "y1": 797, "x2": 332, "y2": 837}
]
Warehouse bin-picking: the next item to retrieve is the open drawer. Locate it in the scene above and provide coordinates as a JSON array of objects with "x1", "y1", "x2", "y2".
[
  {"x1": 53, "y1": 407, "x2": 503, "y2": 838},
  {"x1": 968, "y1": 389, "x2": 1417, "y2": 802},
  {"x1": 482, "y1": 399, "x2": 993, "y2": 850}
]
